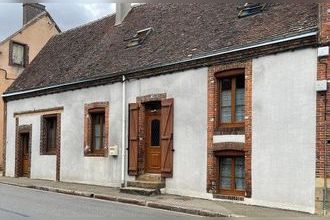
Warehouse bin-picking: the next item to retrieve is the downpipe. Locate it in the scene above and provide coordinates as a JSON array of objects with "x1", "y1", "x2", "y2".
[
  {"x1": 320, "y1": 60, "x2": 328, "y2": 215},
  {"x1": 323, "y1": 87, "x2": 328, "y2": 216},
  {"x1": 121, "y1": 75, "x2": 127, "y2": 187}
]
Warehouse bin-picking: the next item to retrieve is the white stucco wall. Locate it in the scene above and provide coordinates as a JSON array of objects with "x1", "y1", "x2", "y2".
[
  {"x1": 126, "y1": 68, "x2": 209, "y2": 198},
  {"x1": 6, "y1": 83, "x2": 123, "y2": 186},
  {"x1": 251, "y1": 48, "x2": 317, "y2": 213},
  {"x1": 5, "y1": 67, "x2": 208, "y2": 196}
]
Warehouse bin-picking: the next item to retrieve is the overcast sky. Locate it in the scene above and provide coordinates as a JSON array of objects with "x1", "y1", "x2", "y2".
[{"x1": 0, "y1": 3, "x2": 116, "y2": 41}]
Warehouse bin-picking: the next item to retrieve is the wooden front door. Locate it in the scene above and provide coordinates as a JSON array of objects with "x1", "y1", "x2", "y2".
[
  {"x1": 20, "y1": 132, "x2": 30, "y2": 177},
  {"x1": 145, "y1": 111, "x2": 162, "y2": 173}
]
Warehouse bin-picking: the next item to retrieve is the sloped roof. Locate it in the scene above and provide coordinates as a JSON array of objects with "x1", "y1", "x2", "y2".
[{"x1": 6, "y1": 3, "x2": 318, "y2": 94}]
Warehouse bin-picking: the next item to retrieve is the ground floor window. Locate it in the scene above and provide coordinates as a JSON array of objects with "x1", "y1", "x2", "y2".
[
  {"x1": 40, "y1": 114, "x2": 60, "y2": 155},
  {"x1": 219, "y1": 156, "x2": 245, "y2": 196},
  {"x1": 84, "y1": 102, "x2": 109, "y2": 157},
  {"x1": 90, "y1": 111, "x2": 105, "y2": 153}
]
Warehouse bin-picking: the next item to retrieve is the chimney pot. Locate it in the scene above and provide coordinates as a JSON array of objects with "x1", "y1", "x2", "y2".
[
  {"x1": 23, "y1": 3, "x2": 46, "y2": 26},
  {"x1": 115, "y1": 3, "x2": 131, "y2": 26}
]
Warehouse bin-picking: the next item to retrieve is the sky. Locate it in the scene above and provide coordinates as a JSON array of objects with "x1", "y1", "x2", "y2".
[{"x1": 0, "y1": 3, "x2": 116, "y2": 41}]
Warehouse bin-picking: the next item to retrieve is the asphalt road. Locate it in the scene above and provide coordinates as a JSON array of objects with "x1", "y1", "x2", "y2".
[{"x1": 0, "y1": 184, "x2": 199, "y2": 219}]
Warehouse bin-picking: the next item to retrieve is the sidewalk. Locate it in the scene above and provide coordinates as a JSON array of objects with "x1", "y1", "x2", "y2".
[{"x1": 0, "y1": 176, "x2": 311, "y2": 217}]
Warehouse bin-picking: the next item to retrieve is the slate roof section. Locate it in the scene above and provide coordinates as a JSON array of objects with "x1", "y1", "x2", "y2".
[{"x1": 6, "y1": 3, "x2": 318, "y2": 94}]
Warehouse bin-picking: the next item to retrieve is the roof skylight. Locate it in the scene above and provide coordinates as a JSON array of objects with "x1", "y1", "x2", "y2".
[
  {"x1": 125, "y1": 27, "x2": 153, "y2": 48},
  {"x1": 238, "y1": 3, "x2": 267, "y2": 18}
]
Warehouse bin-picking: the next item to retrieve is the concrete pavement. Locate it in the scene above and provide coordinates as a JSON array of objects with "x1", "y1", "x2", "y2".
[
  {"x1": 0, "y1": 184, "x2": 194, "y2": 219},
  {"x1": 0, "y1": 176, "x2": 313, "y2": 217}
]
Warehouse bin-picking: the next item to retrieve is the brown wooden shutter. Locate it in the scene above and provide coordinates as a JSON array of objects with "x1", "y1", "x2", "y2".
[
  {"x1": 128, "y1": 103, "x2": 139, "y2": 176},
  {"x1": 161, "y1": 98, "x2": 174, "y2": 178}
]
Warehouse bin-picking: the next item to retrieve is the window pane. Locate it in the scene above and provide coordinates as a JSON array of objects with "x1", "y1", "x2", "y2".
[
  {"x1": 46, "y1": 117, "x2": 57, "y2": 152},
  {"x1": 235, "y1": 178, "x2": 245, "y2": 190},
  {"x1": 235, "y1": 88, "x2": 244, "y2": 106},
  {"x1": 236, "y1": 88, "x2": 244, "y2": 122},
  {"x1": 221, "y1": 78, "x2": 232, "y2": 90},
  {"x1": 221, "y1": 90, "x2": 231, "y2": 107},
  {"x1": 221, "y1": 89, "x2": 232, "y2": 123},
  {"x1": 221, "y1": 106, "x2": 231, "y2": 123},
  {"x1": 235, "y1": 157, "x2": 245, "y2": 190},
  {"x1": 91, "y1": 112, "x2": 105, "y2": 151},
  {"x1": 236, "y1": 75, "x2": 245, "y2": 89},
  {"x1": 235, "y1": 75, "x2": 245, "y2": 122},
  {"x1": 236, "y1": 105, "x2": 244, "y2": 122},
  {"x1": 94, "y1": 124, "x2": 102, "y2": 150},
  {"x1": 12, "y1": 43, "x2": 25, "y2": 65},
  {"x1": 220, "y1": 157, "x2": 232, "y2": 189},
  {"x1": 151, "y1": 119, "x2": 160, "y2": 146},
  {"x1": 221, "y1": 177, "x2": 231, "y2": 189},
  {"x1": 94, "y1": 135, "x2": 101, "y2": 150}
]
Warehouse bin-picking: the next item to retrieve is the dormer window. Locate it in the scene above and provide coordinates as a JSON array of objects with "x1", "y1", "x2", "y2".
[
  {"x1": 238, "y1": 3, "x2": 267, "y2": 18},
  {"x1": 126, "y1": 28, "x2": 153, "y2": 48},
  {"x1": 9, "y1": 41, "x2": 29, "y2": 67}
]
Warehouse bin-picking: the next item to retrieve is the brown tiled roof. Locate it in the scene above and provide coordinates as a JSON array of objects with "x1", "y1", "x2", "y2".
[{"x1": 6, "y1": 3, "x2": 318, "y2": 94}]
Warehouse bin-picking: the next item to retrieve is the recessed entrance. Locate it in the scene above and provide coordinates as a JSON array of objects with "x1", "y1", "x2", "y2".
[
  {"x1": 145, "y1": 101, "x2": 161, "y2": 173},
  {"x1": 20, "y1": 132, "x2": 31, "y2": 177},
  {"x1": 15, "y1": 124, "x2": 32, "y2": 178},
  {"x1": 128, "y1": 96, "x2": 173, "y2": 178}
]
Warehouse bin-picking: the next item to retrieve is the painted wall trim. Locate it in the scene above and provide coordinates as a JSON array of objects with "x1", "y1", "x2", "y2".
[
  {"x1": 213, "y1": 135, "x2": 245, "y2": 143},
  {"x1": 13, "y1": 106, "x2": 64, "y2": 117}
]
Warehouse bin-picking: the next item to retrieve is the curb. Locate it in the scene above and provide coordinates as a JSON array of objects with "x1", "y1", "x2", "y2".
[
  {"x1": 0, "y1": 181, "x2": 231, "y2": 217},
  {"x1": 146, "y1": 202, "x2": 228, "y2": 217}
]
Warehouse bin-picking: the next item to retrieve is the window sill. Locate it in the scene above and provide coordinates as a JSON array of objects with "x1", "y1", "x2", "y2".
[
  {"x1": 40, "y1": 153, "x2": 56, "y2": 156},
  {"x1": 217, "y1": 189, "x2": 245, "y2": 197},
  {"x1": 84, "y1": 151, "x2": 108, "y2": 157},
  {"x1": 40, "y1": 150, "x2": 56, "y2": 156},
  {"x1": 214, "y1": 124, "x2": 245, "y2": 135},
  {"x1": 218, "y1": 122, "x2": 244, "y2": 128},
  {"x1": 9, "y1": 63, "x2": 25, "y2": 68}
]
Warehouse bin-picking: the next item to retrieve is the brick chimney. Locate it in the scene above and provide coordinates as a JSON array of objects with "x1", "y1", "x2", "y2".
[
  {"x1": 23, "y1": 3, "x2": 46, "y2": 25},
  {"x1": 115, "y1": 3, "x2": 131, "y2": 26}
]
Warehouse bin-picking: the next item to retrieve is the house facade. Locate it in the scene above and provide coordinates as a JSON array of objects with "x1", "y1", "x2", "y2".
[
  {"x1": 0, "y1": 3, "x2": 60, "y2": 171},
  {"x1": 2, "y1": 3, "x2": 330, "y2": 215}
]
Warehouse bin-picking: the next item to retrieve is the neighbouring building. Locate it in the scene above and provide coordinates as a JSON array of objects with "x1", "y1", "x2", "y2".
[
  {"x1": 0, "y1": 3, "x2": 60, "y2": 171},
  {"x1": 2, "y1": 3, "x2": 330, "y2": 215}
]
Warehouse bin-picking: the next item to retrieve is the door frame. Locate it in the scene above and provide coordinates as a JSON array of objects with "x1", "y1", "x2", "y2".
[
  {"x1": 135, "y1": 93, "x2": 167, "y2": 176},
  {"x1": 15, "y1": 121, "x2": 32, "y2": 178},
  {"x1": 144, "y1": 109, "x2": 162, "y2": 174}
]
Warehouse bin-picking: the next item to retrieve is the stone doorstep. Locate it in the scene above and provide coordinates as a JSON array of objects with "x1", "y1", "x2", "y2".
[
  {"x1": 0, "y1": 180, "x2": 231, "y2": 217},
  {"x1": 136, "y1": 173, "x2": 164, "y2": 182},
  {"x1": 127, "y1": 180, "x2": 165, "y2": 189}
]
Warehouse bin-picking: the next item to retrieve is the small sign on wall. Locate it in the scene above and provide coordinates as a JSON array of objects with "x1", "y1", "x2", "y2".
[
  {"x1": 318, "y1": 46, "x2": 329, "y2": 58},
  {"x1": 109, "y1": 145, "x2": 119, "y2": 156},
  {"x1": 316, "y1": 80, "x2": 328, "y2": 92}
]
